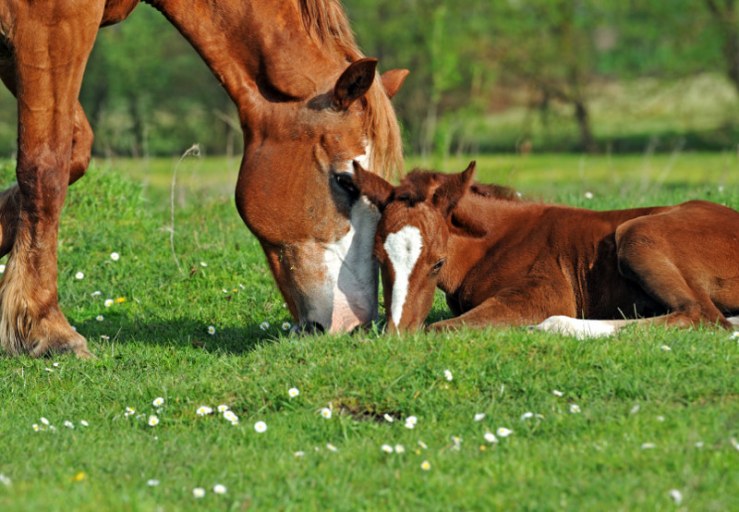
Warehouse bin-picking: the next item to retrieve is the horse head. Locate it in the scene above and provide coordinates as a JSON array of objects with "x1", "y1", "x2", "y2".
[
  {"x1": 342, "y1": 162, "x2": 477, "y2": 333},
  {"x1": 235, "y1": 58, "x2": 408, "y2": 334}
]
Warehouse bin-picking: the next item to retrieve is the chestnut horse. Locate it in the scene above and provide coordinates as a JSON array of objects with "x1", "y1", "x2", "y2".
[
  {"x1": 343, "y1": 162, "x2": 739, "y2": 337},
  {"x1": 0, "y1": 0, "x2": 408, "y2": 357}
]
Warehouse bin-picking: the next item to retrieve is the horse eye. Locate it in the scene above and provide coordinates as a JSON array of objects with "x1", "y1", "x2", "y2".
[
  {"x1": 333, "y1": 172, "x2": 359, "y2": 200},
  {"x1": 430, "y1": 258, "x2": 445, "y2": 275}
]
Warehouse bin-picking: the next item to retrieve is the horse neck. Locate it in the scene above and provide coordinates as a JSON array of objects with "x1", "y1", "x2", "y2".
[{"x1": 145, "y1": 0, "x2": 357, "y2": 124}]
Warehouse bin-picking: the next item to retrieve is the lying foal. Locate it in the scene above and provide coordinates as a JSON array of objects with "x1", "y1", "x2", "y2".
[{"x1": 342, "y1": 162, "x2": 739, "y2": 337}]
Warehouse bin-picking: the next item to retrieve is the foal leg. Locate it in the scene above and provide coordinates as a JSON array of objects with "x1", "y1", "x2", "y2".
[
  {"x1": 429, "y1": 281, "x2": 577, "y2": 331},
  {"x1": 0, "y1": 5, "x2": 102, "y2": 357},
  {"x1": 616, "y1": 220, "x2": 735, "y2": 330}
]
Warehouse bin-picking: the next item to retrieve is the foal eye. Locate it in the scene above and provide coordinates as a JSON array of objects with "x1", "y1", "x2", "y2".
[{"x1": 430, "y1": 258, "x2": 446, "y2": 275}]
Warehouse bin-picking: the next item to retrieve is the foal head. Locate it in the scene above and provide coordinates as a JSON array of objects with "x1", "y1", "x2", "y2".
[{"x1": 340, "y1": 162, "x2": 478, "y2": 332}]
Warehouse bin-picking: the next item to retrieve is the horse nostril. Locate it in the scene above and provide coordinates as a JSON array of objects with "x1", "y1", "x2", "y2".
[{"x1": 291, "y1": 321, "x2": 325, "y2": 336}]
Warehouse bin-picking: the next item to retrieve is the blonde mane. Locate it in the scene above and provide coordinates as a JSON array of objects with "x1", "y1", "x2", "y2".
[{"x1": 299, "y1": 0, "x2": 404, "y2": 180}]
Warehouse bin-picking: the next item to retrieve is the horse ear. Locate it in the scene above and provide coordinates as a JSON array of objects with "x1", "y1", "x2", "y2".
[
  {"x1": 381, "y1": 69, "x2": 409, "y2": 99},
  {"x1": 334, "y1": 58, "x2": 378, "y2": 110},
  {"x1": 351, "y1": 161, "x2": 394, "y2": 211},
  {"x1": 432, "y1": 161, "x2": 476, "y2": 216}
]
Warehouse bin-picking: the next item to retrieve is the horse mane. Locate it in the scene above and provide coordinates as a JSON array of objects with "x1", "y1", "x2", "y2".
[
  {"x1": 299, "y1": 0, "x2": 403, "y2": 181},
  {"x1": 393, "y1": 169, "x2": 520, "y2": 206}
]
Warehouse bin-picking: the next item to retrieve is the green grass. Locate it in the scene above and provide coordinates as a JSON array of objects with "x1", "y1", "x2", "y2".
[{"x1": 0, "y1": 155, "x2": 737, "y2": 511}]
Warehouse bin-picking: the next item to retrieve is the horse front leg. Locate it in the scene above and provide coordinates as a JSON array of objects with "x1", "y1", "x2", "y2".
[
  {"x1": 0, "y1": 98, "x2": 93, "y2": 256},
  {"x1": 0, "y1": 5, "x2": 102, "y2": 357}
]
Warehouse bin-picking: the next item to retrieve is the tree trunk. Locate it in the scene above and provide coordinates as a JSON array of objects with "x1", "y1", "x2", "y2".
[
  {"x1": 706, "y1": 0, "x2": 739, "y2": 95},
  {"x1": 574, "y1": 100, "x2": 597, "y2": 153}
]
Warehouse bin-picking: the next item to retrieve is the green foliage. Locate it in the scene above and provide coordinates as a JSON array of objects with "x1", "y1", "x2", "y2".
[
  {"x1": 0, "y1": 1, "x2": 737, "y2": 156},
  {"x1": 0, "y1": 157, "x2": 737, "y2": 509}
]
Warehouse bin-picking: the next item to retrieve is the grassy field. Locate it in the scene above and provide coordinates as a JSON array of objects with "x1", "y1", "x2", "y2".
[{"x1": 0, "y1": 155, "x2": 737, "y2": 511}]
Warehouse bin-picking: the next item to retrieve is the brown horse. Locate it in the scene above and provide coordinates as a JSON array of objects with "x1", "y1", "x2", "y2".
[
  {"x1": 343, "y1": 162, "x2": 739, "y2": 337},
  {"x1": 0, "y1": 1, "x2": 408, "y2": 357}
]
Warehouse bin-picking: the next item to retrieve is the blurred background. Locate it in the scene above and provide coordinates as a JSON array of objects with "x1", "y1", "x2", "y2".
[{"x1": 0, "y1": 0, "x2": 737, "y2": 163}]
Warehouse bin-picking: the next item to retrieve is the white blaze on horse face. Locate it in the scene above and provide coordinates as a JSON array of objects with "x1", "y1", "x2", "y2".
[
  {"x1": 383, "y1": 225, "x2": 423, "y2": 327},
  {"x1": 319, "y1": 196, "x2": 381, "y2": 332}
]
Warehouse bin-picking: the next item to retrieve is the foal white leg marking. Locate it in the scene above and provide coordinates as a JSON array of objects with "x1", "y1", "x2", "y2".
[
  {"x1": 536, "y1": 316, "x2": 617, "y2": 340},
  {"x1": 383, "y1": 226, "x2": 423, "y2": 327}
]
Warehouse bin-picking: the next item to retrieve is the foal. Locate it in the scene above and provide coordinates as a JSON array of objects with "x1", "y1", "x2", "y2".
[{"x1": 343, "y1": 162, "x2": 739, "y2": 337}]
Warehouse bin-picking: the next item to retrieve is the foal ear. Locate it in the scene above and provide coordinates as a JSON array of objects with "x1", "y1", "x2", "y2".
[
  {"x1": 381, "y1": 69, "x2": 410, "y2": 99},
  {"x1": 334, "y1": 58, "x2": 378, "y2": 110},
  {"x1": 432, "y1": 161, "x2": 476, "y2": 216},
  {"x1": 351, "y1": 161, "x2": 394, "y2": 211}
]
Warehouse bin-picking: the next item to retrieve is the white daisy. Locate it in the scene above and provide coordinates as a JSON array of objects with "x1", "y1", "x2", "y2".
[
  {"x1": 282, "y1": 322, "x2": 291, "y2": 331},
  {"x1": 152, "y1": 397, "x2": 164, "y2": 407},
  {"x1": 288, "y1": 387, "x2": 300, "y2": 398},
  {"x1": 660, "y1": 345, "x2": 672, "y2": 352},
  {"x1": 148, "y1": 415, "x2": 159, "y2": 427},
  {"x1": 0, "y1": 264, "x2": 5, "y2": 273},
  {"x1": 496, "y1": 427, "x2": 513, "y2": 437},
  {"x1": 326, "y1": 443, "x2": 338, "y2": 452},
  {"x1": 443, "y1": 369, "x2": 453, "y2": 381},
  {"x1": 641, "y1": 442, "x2": 656, "y2": 450},
  {"x1": 383, "y1": 414, "x2": 394, "y2": 423},
  {"x1": 104, "y1": 299, "x2": 114, "y2": 308},
  {"x1": 223, "y1": 410, "x2": 239, "y2": 424},
  {"x1": 584, "y1": 191, "x2": 594, "y2": 199},
  {"x1": 200, "y1": 261, "x2": 208, "y2": 267},
  {"x1": 259, "y1": 321, "x2": 270, "y2": 331},
  {"x1": 63, "y1": 420, "x2": 75, "y2": 429},
  {"x1": 320, "y1": 407, "x2": 332, "y2": 419},
  {"x1": 394, "y1": 444, "x2": 405, "y2": 454},
  {"x1": 381, "y1": 444, "x2": 394, "y2": 453},
  {"x1": 40, "y1": 417, "x2": 50, "y2": 426},
  {"x1": 520, "y1": 412, "x2": 534, "y2": 421},
  {"x1": 213, "y1": 484, "x2": 227, "y2": 495},
  {"x1": 420, "y1": 460, "x2": 431, "y2": 471},
  {"x1": 110, "y1": 252, "x2": 120, "y2": 261},
  {"x1": 75, "y1": 272, "x2": 84, "y2": 280},
  {"x1": 552, "y1": 389, "x2": 564, "y2": 397},
  {"x1": 91, "y1": 290, "x2": 102, "y2": 297},
  {"x1": 294, "y1": 451, "x2": 305, "y2": 457},
  {"x1": 217, "y1": 404, "x2": 229, "y2": 413},
  {"x1": 96, "y1": 315, "x2": 104, "y2": 322},
  {"x1": 80, "y1": 420, "x2": 89, "y2": 427},
  {"x1": 0, "y1": 474, "x2": 11, "y2": 487},
  {"x1": 404, "y1": 416, "x2": 418, "y2": 429},
  {"x1": 146, "y1": 479, "x2": 160, "y2": 487},
  {"x1": 192, "y1": 487, "x2": 206, "y2": 498},
  {"x1": 669, "y1": 489, "x2": 683, "y2": 505},
  {"x1": 254, "y1": 421, "x2": 267, "y2": 433},
  {"x1": 207, "y1": 325, "x2": 216, "y2": 335},
  {"x1": 196, "y1": 405, "x2": 213, "y2": 416},
  {"x1": 484, "y1": 432, "x2": 499, "y2": 444},
  {"x1": 474, "y1": 413, "x2": 486, "y2": 422},
  {"x1": 569, "y1": 404, "x2": 581, "y2": 414}
]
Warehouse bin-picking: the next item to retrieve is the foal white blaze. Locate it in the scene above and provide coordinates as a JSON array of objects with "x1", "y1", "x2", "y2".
[{"x1": 383, "y1": 225, "x2": 423, "y2": 327}]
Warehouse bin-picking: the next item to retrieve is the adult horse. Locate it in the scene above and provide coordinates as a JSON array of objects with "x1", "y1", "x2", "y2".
[
  {"x1": 342, "y1": 162, "x2": 739, "y2": 337},
  {"x1": 0, "y1": 0, "x2": 407, "y2": 357}
]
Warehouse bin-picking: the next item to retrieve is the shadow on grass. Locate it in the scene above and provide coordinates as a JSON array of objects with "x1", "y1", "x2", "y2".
[{"x1": 70, "y1": 313, "x2": 282, "y2": 356}]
